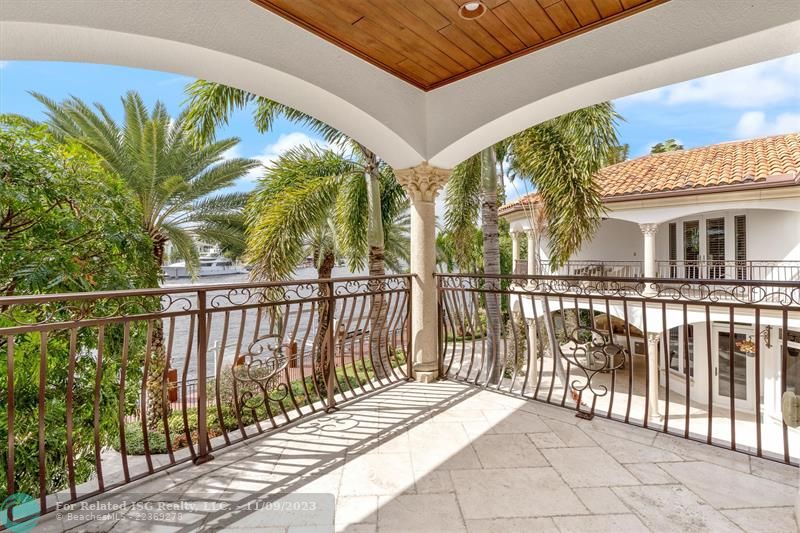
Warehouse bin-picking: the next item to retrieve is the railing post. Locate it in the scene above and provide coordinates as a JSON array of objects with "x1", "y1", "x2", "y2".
[
  {"x1": 325, "y1": 279, "x2": 337, "y2": 412},
  {"x1": 193, "y1": 289, "x2": 213, "y2": 465},
  {"x1": 407, "y1": 276, "x2": 414, "y2": 380}
]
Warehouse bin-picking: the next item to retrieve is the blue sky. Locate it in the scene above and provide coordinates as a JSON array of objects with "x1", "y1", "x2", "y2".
[{"x1": 1, "y1": 54, "x2": 798, "y2": 197}]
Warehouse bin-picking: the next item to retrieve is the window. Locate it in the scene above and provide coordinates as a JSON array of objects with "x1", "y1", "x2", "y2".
[
  {"x1": 683, "y1": 221, "x2": 699, "y2": 278},
  {"x1": 735, "y1": 215, "x2": 747, "y2": 280},
  {"x1": 706, "y1": 217, "x2": 725, "y2": 279},
  {"x1": 784, "y1": 329, "x2": 800, "y2": 395},
  {"x1": 787, "y1": 346, "x2": 800, "y2": 394},
  {"x1": 669, "y1": 327, "x2": 680, "y2": 372},
  {"x1": 668, "y1": 325, "x2": 694, "y2": 377},
  {"x1": 668, "y1": 223, "x2": 677, "y2": 278}
]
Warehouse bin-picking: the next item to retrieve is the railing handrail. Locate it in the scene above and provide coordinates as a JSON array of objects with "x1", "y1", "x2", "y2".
[
  {"x1": 434, "y1": 272, "x2": 800, "y2": 288},
  {"x1": 0, "y1": 273, "x2": 413, "y2": 306},
  {"x1": 657, "y1": 259, "x2": 800, "y2": 264},
  {"x1": 542, "y1": 259, "x2": 643, "y2": 265}
]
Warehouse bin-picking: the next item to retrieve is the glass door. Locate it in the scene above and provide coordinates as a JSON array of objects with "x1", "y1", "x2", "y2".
[
  {"x1": 712, "y1": 325, "x2": 755, "y2": 411},
  {"x1": 706, "y1": 217, "x2": 726, "y2": 279},
  {"x1": 683, "y1": 220, "x2": 699, "y2": 278}
]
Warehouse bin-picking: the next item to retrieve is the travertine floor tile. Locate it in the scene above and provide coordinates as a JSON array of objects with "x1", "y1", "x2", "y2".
[
  {"x1": 377, "y1": 493, "x2": 466, "y2": 533},
  {"x1": 573, "y1": 486, "x2": 630, "y2": 514},
  {"x1": 624, "y1": 462, "x2": 678, "y2": 485},
  {"x1": 541, "y1": 447, "x2": 640, "y2": 488},
  {"x1": 721, "y1": 507, "x2": 798, "y2": 533},
  {"x1": 553, "y1": 513, "x2": 650, "y2": 533},
  {"x1": 464, "y1": 517, "x2": 559, "y2": 533},
  {"x1": 613, "y1": 484, "x2": 740, "y2": 533},
  {"x1": 589, "y1": 430, "x2": 682, "y2": 464},
  {"x1": 659, "y1": 461, "x2": 796, "y2": 509},
  {"x1": 339, "y1": 452, "x2": 415, "y2": 497},
  {"x1": 450, "y1": 467, "x2": 588, "y2": 519},
  {"x1": 471, "y1": 433, "x2": 548, "y2": 468}
]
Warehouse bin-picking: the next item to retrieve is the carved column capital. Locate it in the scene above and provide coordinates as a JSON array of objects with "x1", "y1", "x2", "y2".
[
  {"x1": 639, "y1": 223, "x2": 659, "y2": 236},
  {"x1": 395, "y1": 162, "x2": 451, "y2": 203},
  {"x1": 647, "y1": 332, "x2": 662, "y2": 343}
]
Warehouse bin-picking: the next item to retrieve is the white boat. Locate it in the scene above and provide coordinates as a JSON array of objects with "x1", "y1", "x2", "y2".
[{"x1": 162, "y1": 253, "x2": 248, "y2": 279}]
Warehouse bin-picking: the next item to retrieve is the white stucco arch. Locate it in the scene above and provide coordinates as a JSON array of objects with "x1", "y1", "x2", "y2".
[
  {"x1": 0, "y1": 7, "x2": 428, "y2": 168},
  {"x1": 2, "y1": 0, "x2": 799, "y2": 169}
]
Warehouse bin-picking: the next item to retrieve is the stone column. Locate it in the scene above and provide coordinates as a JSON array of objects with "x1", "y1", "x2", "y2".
[
  {"x1": 647, "y1": 332, "x2": 661, "y2": 418},
  {"x1": 395, "y1": 162, "x2": 450, "y2": 383},
  {"x1": 510, "y1": 231, "x2": 521, "y2": 274},
  {"x1": 526, "y1": 230, "x2": 536, "y2": 275},
  {"x1": 640, "y1": 223, "x2": 658, "y2": 278}
]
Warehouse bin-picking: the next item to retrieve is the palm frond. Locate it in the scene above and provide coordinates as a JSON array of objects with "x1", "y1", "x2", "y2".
[
  {"x1": 444, "y1": 153, "x2": 481, "y2": 266},
  {"x1": 246, "y1": 150, "x2": 343, "y2": 280},
  {"x1": 160, "y1": 223, "x2": 200, "y2": 278}
]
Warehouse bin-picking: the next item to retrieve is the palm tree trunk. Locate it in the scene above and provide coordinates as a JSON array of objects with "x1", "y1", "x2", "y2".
[
  {"x1": 362, "y1": 148, "x2": 390, "y2": 380},
  {"x1": 480, "y1": 147, "x2": 503, "y2": 384},
  {"x1": 315, "y1": 251, "x2": 336, "y2": 395},
  {"x1": 146, "y1": 236, "x2": 170, "y2": 430}
]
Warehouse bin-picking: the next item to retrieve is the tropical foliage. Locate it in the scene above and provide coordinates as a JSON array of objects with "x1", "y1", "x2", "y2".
[
  {"x1": 25, "y1": 90, "x2": 259, "y2": 276},
  {"x1": 246, "y1": 146, "x2": 408, "y2": 280},
  {"x1": 20, "y1": 91, "x2": 259, "y2": 428},
  {"x1": 444, "y1": 102, "x2": 621, "y2": 382},
  {"x1": 506, "y1": 102, "x2": 621, "y2": 266},
  {"x1": 185, "y1": 81, "x2": 409, "y2": 379},
  {"x1": 0, "y1": 121, "x2": 155, "y2": 295},
  {"x1": 246, "y1": 145, "x2": 409, "y2": 382},
  {"x1": 650, "y1": 138, "x2": 684, "y2": 153},
  {"x1": 0, "y1": 123, "x2": 154, "y2": 498}
]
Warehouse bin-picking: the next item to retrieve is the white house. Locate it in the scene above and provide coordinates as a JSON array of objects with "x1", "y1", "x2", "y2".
[{"x1": 501, "y1": 133, "x2": 800, "y2": 451}]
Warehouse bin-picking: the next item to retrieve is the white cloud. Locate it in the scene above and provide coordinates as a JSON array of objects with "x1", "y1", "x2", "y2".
[
  {"x1": 620, "y1": 54, "x2": 800, "y2": 108},
  {"x1": 734, "y1": 111, "x2": 800, "y2": 138}
]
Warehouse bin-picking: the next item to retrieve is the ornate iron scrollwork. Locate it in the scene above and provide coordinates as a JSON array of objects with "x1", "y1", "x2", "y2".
[
  {"x1": 559, "y1": 326, "x2": 626, "y2": 419},
  {"x1": 233, "y1": 333, "x2": 290, "y2": 411}
]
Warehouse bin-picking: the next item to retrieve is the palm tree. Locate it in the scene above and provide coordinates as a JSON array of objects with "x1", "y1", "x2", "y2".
[
  {"x1": 650, "y1": 138, "x2": 683, "y2": 153},
  {"x1": 445, "y1": 103, "x2": 620, "y2": 383},
  {"x1": 608, "y1": 143, "x2": 630, "y2": 164},
  {"x1": 184, "y1": 81, "x2": 407, "y2": 379},
  {"x1": 246, "y1": 145, "x2": 409, "y2": 380},
  {"x1": 30, "y1": 91, "x2": 259, "y2": 427}
]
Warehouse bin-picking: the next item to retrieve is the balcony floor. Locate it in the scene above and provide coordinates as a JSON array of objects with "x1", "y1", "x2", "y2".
[{"x1": 41, "y1": 381, "x2": 797, "y2": 532}]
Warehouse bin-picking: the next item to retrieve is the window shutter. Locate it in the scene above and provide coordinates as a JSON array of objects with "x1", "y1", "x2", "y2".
[
  {"x1": 735, "y1": 215, "x2": 746, "y2": 279},
  {"x1": 668, "y1": 223, "x2": 677, "y2": 278}
]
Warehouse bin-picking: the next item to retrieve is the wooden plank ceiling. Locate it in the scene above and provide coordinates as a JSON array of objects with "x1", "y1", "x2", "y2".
[{"x1": 252, "y1": 0, "x2": 667, "y2": 90}]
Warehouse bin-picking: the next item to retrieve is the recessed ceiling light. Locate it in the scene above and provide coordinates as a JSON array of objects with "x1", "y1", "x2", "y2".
[{"x1": 458, "y1": 1, "x2": 487, "y2": 20}]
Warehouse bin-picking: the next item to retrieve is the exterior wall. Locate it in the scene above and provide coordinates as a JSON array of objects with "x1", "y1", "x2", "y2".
[
  {"x1": 748, "y1": 209, "x2": 800, "y2": 261},
  {"x1": 540, "y1": 218, "x2": 643, "y2": 263},
  {"x1": 511, "y1": 208, "x2": 800, "y2": 268},
  {"x1": 655, "y1": 209, "x2": 800, "y2": 263}
]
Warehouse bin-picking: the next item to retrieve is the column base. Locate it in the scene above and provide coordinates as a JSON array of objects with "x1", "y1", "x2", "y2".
[{"x1": 412, "y1": 363, "x2": 439, "y2": 383}]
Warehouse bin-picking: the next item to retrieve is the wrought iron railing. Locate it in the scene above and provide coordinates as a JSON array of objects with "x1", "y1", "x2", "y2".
[
  {"x1": 657, "y1": 260, "x2": 800, "y2": 281},
  {"x1": 539, "y1": 260, "x2": 643, "y2": 277},
  {"x1": 437, "y1": 273, "x2": 800, "y2": 466},
  {"x1": 1, "y1": 275, "x2": 410, "y2": 516}
]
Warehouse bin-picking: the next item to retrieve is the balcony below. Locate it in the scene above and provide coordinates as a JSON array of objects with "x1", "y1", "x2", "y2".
[{"x1": 34, "y1": 380, "x2": 796, "y2": 532}]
